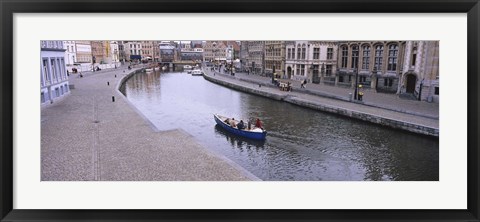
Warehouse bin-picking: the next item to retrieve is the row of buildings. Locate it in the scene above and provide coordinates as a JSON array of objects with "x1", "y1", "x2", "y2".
[
  {"x1": 41, "y1": 40, "x2": 439, "y2": 105},
  {"x1": 61, "y1": 40, "x2": 211, "y2": 66},
  {"x1": 238, "y1": 41, "x2": 439, "y2": 102}
]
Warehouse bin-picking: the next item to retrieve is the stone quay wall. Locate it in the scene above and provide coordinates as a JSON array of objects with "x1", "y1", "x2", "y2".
[{"x1": 203, "y1": 73, "x2": 439, "y2": 137}]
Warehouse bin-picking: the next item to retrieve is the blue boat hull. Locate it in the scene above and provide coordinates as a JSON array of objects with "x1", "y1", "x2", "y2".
[{"x1": 214, "y1": 115, "x2": 267, "y2": 140}]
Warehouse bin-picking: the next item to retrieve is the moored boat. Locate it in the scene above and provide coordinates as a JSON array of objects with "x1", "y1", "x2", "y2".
[
  {"x1": 214, "y1": 114, "x2": 267, "y2": 140},
  {"x1": 191, "y1": 69, "x2": 203, "y2": 76}
]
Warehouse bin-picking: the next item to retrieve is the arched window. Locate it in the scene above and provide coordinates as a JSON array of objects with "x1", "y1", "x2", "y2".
[
  {"x1": 387, "y1": 44, "x2": 399, "y2": 71},
  {"x1": 341, "y1": 46, "x2": 348, "y2": 68},
  {"x1": 362, "y1": 45, "x2": 370, "y2": 69},
  {"x1": 351, "y1": 45, "x2": 359, "y2": 69},
  {"x1": 301, "y1": 44, "x2": 306, "y2": 59},
  {"x1": 411, "y1": 47, "x2": 417, "y2": 67},
  {"x1": 297, "y1": 44, "x2": 301, "y2": 59},
  {"x1": 374, "y1": 45, "x2": 384, "y2": 71}
]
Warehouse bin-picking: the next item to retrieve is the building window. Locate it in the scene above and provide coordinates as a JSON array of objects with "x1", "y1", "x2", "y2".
[
  {"x1": 292, "y1": 48, "x2": 295, "y2": 59},
  {"x1": 55, "y1": 87, "x2": 60, "y2": 97},
  {"x1": 297, "y1": 44, "x2": 302, "y2": 59},
  {"x1": 327, "y1": 48, "x2": 333, "y2": 60},
  {"x1": 296, "y1": 66, "x2": 300, "y2": 75},
  {"x1": 41, "y1": 92, "x2": 45, "y2": 103},
  {"x1": 287, "y1": 48, "x2": 291, "y2": 59},
  {"x1": 43, "y1": 59, "x2": 49, "y2": 85},
  {"x1": 351, "y1": 45, "x2": 359, "y2": 69},
  {"x1": 374, "y1": 45, "x2": 384, "y2": 71},
  {"x1": 339, "y1": 76, "x2": 344, "y2": 82},
  {"x1": 384, "y1": 78, "x2": 393, "y2": 87},
  {"x1": 360, "y1": 76, "x2": 367, "y2": 83},
  {"x1": 300, "y1": 64, "x2": 305, "y2": 75},
  {"x1": 435, "y1": 87, "x2": 439, "y2": 95},
  {"x1": 341, "y1": 46, "x2": 348, "y2": 68},
  {"x1": 312, "y1": 65, "x2": 319, "y2": 77},
  {"x1": 387, "y1": 44, "x2": 399, "y2": 71},
  {"x1": 302, "y1": 44, "x2": 306, "y2": 59},
  {"x1": 313, "y1": 48, "x2": 320, "y2": 59},
  {"x1": 326, "y1": 65, "x2": 332, "y2": 76},
  {"x1": 411, "y1": 47, "x2": 417, "y2": 67},
  {"x1": 60, "y1": 58, "x2": 66, "y2": 79},
  {"x1": 362, "y1": 45, "x2": 370, "y2": 70},
  {"x1": 50, "y1": 59, "x2": 57, "y2": 83}
]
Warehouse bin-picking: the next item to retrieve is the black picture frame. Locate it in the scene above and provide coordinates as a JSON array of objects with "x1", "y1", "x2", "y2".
[{"x1": 1, "y1": 0, "x2": 479, "y2": 221}]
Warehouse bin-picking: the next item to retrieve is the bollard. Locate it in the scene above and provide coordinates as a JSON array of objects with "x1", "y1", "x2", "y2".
[
  {"x1": 115, "y1": 74, "x2": 117, "y2": 78},
  {"x1": 107, "y1": 82, "x2": 109, "y2": 86},
  {"x1": 112, "y1": 96, "x2": 115, "y2": 102}
]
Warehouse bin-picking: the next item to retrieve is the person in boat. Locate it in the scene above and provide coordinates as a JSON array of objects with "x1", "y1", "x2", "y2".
[
  {"x1": 224, "y1": 118, "x2": 230, "y2": 124},
  {"x1": 237, "y1": 120, "x2": 245, "y2": 130},
  {"x1": 247, "y1": 120, "x2": 252, "y2": 130},
  {"x1": 229, "y1": 118, "x2": 237, "y2": 128},
  {"x1": 255, "y1": 118, "x2": 263, "y2": 129}
]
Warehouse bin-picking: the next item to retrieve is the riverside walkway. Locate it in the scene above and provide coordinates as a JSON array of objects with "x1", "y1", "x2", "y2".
[
  {"x1": 41, "y1": 66, "x2": 256, "y2": 181},
  {"x1": 204, "y1": 68, "x2": 439, "y2": 137}
]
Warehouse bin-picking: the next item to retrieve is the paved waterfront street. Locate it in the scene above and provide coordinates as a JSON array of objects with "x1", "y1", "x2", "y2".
[
  {"x1": 204, "y1": 68, "x2": 438, "y2": 136},
  {"x1": 212, "y1": 68, "x2": 439, "y2": 119},
  {"x1": 41, "y1": 66, "x2": 255, "y2": 181}
]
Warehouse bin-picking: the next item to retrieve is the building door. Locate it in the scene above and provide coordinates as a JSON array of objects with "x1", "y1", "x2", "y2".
[
  {"x1": 406, "y1": 74, "x2": 417, "y2": 93},
  {"x1": 287, "y1": 67, "x2": 292, "y2": 79}
]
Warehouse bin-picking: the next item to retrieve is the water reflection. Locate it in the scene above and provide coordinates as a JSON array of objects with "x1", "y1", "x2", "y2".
[{"x1": 123, "y1": 72, "x2": 439, "y2": 181}]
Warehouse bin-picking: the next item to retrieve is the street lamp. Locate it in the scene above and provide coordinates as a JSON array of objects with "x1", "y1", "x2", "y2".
[
  {"x1": 418, "y1": 78, "x2": 424, "y2": 101},
  {"x1": 310, "y1": 63, "x2": 315, "y2": 83},
  {"x1": 92, "y1": 56, "x2": 96, "y2": 72},
  {"x1": 320, "y1": 63, "x2": 325, "y2": 84},
  {"x1": 230, "y1": 49, "x2": 234, "y2": 76},
  {"x1": 354, "y1": 65, "x2": 359, "y2": 100},
  {"x1": 271, "y1": 65, "x2": 276, "y2": 83}
]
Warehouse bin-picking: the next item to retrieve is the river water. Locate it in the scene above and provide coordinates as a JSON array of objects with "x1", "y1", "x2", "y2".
[{"x1": 122, "y1": 71, "x2": 439, "y2": 181}]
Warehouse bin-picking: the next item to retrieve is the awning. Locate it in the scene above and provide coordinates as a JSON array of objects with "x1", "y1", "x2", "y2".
[{"x1": 130, "y1": 55, "x2": 141, "y2": 60}]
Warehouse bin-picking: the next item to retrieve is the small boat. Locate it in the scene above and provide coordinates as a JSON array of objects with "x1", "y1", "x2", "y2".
[
  {"x1": 214, "y1": 114, "x2": 267, "y2": 140},
  {"x1": 184, "y1": 65, "x2": 193, "y2": 70},
  {"x1": 187, "y1": 70, "x2": 192, "y2": 74},
  {"x1": 145, "y1": 68, "x2": 154, "y2": 72},
  {"x1": 191, "y1": 69, "x2": 203, "y2": 76}
]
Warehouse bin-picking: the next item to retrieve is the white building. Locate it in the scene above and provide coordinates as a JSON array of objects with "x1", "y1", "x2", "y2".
[
  {"x1": 63, "y1": 41, "x2": 76, "y2": 65},
  {"x1": 285, "y1": 41, "x2": 338, "y2": 83},
  {"x1": 124, "y1": 41, "x2": 142, "y2": 61},
  {"x1": 110, "y1": 41, "x2": 120, "y2": 63},
  {"x1": 74, "y1": 41, "x2": 92, "y2": 63},
  {"x1": 41, "y1": 41, "x2": 70, "y2": 106}
]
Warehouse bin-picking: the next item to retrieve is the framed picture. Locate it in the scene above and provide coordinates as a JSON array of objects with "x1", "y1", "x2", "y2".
[{"x1": 1, "y1": 0, "x2": 479, "y2": 221}]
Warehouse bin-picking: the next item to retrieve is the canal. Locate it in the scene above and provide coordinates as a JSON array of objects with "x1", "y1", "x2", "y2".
[{"x1": 121, "y1": 71, "x2": 439, "y2": 181}]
